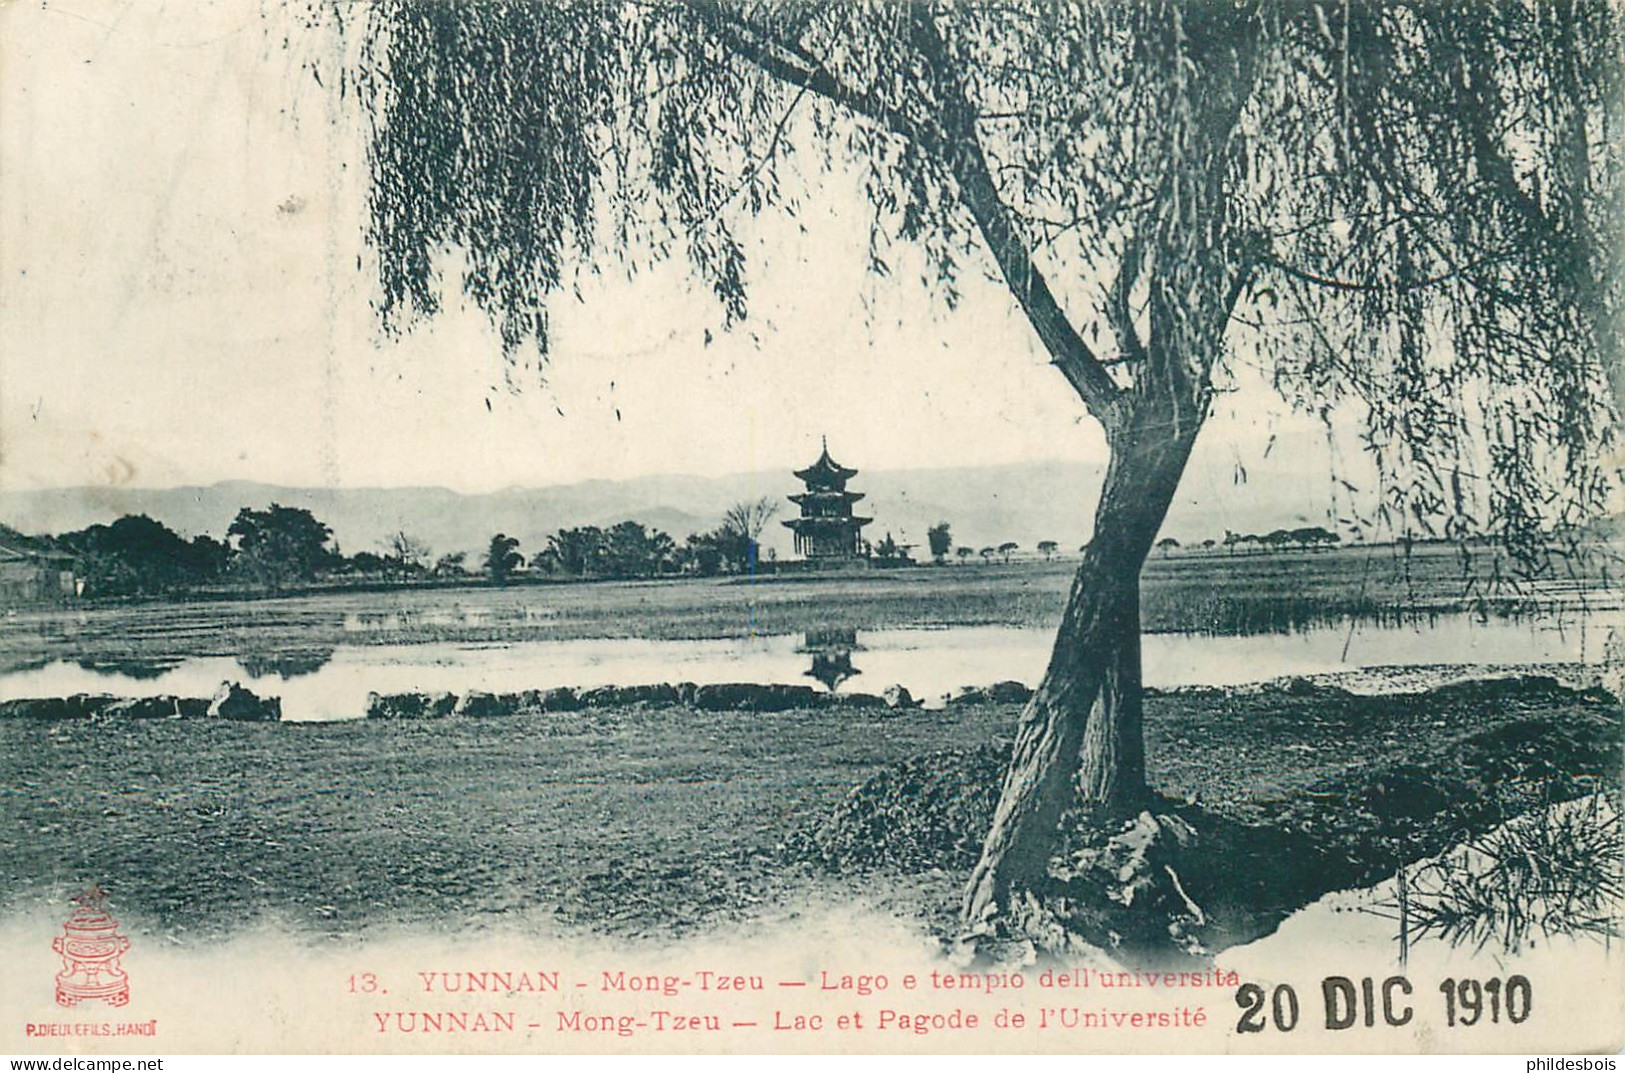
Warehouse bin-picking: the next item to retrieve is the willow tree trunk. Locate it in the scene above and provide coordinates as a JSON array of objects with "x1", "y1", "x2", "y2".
[{"x1": 962, "y1": 392, "x2": 1203, "y2": 929}]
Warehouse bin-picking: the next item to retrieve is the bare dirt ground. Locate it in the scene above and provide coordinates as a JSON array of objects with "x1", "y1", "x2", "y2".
[{"x1": 2, "y1": 672, "x2": 1615, "y2": 952}]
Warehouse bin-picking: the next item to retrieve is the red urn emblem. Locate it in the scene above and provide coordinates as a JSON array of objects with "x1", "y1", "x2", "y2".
[{"x1": 53, "y1": 886, "x2": 131, "y2": 1008}]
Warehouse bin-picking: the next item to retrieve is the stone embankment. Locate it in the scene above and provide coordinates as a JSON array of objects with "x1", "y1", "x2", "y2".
[
  {"x1": 0, "y1": 679, "x2": 1040, "y2": 721},
  {"x1": 0, "y1": 681, "x2": 282, "y2": 721},
  {"x1": 363, "y1": 679, "x2": 1039, "y2": 718}
]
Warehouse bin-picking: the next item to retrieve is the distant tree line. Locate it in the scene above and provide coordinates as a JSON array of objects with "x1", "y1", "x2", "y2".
[
  {"x1": 54, "y1": 514, "x2": 233, "y2": 596},
  {"x1": 1151, "y1": 526, "x2": 1342, "y2": 556},
  {"x1": 513, "y1": 498, "x2": 777, "y2": 582},
  {"x1": 528, "y1": 522, "x2": 677, "y2": 579},
  {"x1": 53, "y1": 506, "x2": 333, "y2": 597},
  {"x1": 927, "y1": 526, "x2": 1344, "y2": 564},
  {"x1": 1222, "y1": 527, "x2": 1341, "y2": 552},
  {"x1": 32, "y1": 496, "x2": 787, "y2": 597},
  {"x1": 55, "y1": 503, "x2": 375, "y2": 596},
  {"x1": 37, "y1": 498, "x2": 1349, "y2": 598}
]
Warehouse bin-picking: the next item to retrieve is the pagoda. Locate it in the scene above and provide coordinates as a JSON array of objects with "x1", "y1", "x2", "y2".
[
  {"x1": 799, "y1": 628, "x2": 863, "y2": 692},
  {"x1": 783, "y1": 438, "x2": 873, "y2": 561}
]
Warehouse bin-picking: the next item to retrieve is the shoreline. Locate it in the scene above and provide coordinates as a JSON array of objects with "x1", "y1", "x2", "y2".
[{"x1": 0, "y1": 659, "x2": 1614, "y2": 724}]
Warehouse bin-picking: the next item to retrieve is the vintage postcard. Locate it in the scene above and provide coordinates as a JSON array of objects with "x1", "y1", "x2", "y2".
[{"x1": 1, "y1": 0, "x2": 1621, "y2": 1057}]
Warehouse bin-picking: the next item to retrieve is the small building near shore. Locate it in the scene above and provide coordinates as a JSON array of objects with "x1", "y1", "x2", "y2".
[
  {"x1": 0, "y1": 527, "x2": 76, "y2": 608},
  {"x1": 783, "y1": 439, "x2": 873, "y2": 563}
]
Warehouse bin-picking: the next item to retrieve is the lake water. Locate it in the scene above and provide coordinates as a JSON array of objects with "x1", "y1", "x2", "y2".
[
  {"x1": 1224, "y1": 797, "x2": 1624, "y2": 996},
  {"x1": 1, "y1": 611, "x2": 1616, "y2": 722}
]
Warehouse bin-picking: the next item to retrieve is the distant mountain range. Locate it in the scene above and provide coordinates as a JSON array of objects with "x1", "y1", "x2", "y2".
[{"x1": 0, "y1": 454, "x2": 1338, "y2": 562}]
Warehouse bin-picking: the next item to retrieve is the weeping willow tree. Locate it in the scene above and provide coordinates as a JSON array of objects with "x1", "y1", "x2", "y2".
[{"x1": 327, "y1": 0, "x2": 1623, "y2": 935}]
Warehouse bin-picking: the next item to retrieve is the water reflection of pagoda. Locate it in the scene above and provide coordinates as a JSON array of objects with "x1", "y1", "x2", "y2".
[
  {"x1": 783, "y1": 439, "x2": 873, "y2": 562},
  {"x1": 799, "y1": 628, "x2": 863, "y2": 692}
]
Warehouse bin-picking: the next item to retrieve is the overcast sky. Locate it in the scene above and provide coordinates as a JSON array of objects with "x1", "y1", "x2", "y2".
[{"x1": 0, "y1": 1, "x2": 1325, "y2": 498}]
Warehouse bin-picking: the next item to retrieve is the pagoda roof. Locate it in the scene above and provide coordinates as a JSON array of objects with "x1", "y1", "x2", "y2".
[
  {"x1": 805, "y1": 659, "x2": 859, "y2": 692},
  {"x1": 782, "y1": 515, "x2": 872, "y2": 529},
  {"x1": 793, "y1": 439, "x2": 859, "y2": 484},
  {"x1": 789, "y1": 490, "x2": 865, "y2": 505}
]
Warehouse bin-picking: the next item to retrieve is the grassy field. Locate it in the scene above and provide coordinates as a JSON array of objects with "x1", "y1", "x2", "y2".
[
  {"x1": 2, "y1": 676, "x2": 1615, "y2": 945},
  {"x1": 2, "y1": 542, "x2": 1614, "y2": 676}
]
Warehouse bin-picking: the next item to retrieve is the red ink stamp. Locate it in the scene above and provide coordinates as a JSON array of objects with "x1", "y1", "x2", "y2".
[{"x1": 52, "y1": 885, "x2": 131, "y2": 1009}]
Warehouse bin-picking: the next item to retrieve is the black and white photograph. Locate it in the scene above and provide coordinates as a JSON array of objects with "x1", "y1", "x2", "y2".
[{"x1": 1, "y1": 0, "x2": 1621, "y2": 1056}]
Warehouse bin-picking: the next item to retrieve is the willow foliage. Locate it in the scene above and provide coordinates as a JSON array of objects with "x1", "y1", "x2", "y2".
[{"x1": 322, "y1": 1, "x2": 1622, "y2": 563}]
